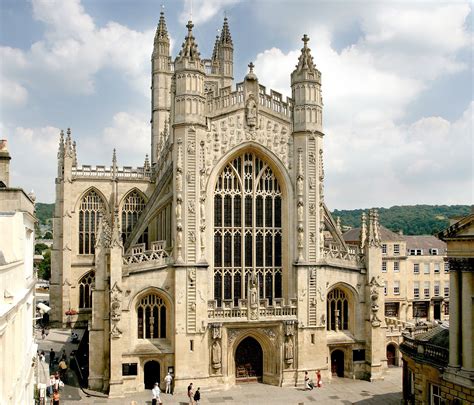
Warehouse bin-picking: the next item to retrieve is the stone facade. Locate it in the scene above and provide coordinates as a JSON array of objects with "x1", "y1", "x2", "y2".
[
  {"x1": 0, "y1": 140, "x2": 37, "y2": 405},
  {"x1": 52, "y1": 13, "x2": 389, "y2": 396}
]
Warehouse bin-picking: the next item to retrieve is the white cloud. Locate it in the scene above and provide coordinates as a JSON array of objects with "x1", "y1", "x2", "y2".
[{"x1": 180, "y1": 0, "x2": 241, "y2": 24}]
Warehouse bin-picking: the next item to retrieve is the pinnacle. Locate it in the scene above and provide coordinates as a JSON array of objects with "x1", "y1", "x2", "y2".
[
  {"x1": 220, "y1": 16, "x2": 233, "y2": 46},
  {"x1": 295, "y1": 34, "x2": 316, "y2": 73},
  {"x1": 154, "y1": 8, "x2": 169, "y2": 43},
  {"x1": 177, "y1": 19, "x2": 201, "y2": 62}
]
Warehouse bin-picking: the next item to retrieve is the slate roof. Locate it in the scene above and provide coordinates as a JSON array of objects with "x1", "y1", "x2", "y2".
[
  {"x1": 404, "y1": 235, "x2": 447, "y2": 254},
  {"x1": 343, "y1": 226, "x2": 402, "y2": 243}
]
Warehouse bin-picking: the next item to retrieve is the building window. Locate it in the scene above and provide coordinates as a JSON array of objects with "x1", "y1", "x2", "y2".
[
  {"x1": 382, "y1": 261, "x2": 387, "y2": 273},
  {"x1": 409, "y1": 249, "x2": 422, "y2": 255},
  {"x1": 434, "y1": 281, "x2": 440, "y2": 297},
  {"x1": 213, "y1": 153, "x2": 282, "y2": 307},
  {"x1": 393, "y1": 244, "x2": 400, "y2": 255},
  {"x1": 394, "y1": 281, "x2": 400, "y2": 295},
  {"x1": 137, "y1": 293, "x2": 167, "y2": 339},
  {"x1": 382, "y1": 244, "x2": 387, "y2": 254},
  {"x1": 413, "y1": 301, "x2": 428, "y2": 318},
  {"x1": 429, "y1": 384, "x2": 444, "y2": 405},
  {"x1": 444, "y1": 282, "x2": 449, "y2": 297},
  {"x1": 413, "y1": 282, "x2": 420, "y2": 299},
  {"x1": 121, "y1": 190, "x2": 147, "y2": 246},
  {"x1": 327, "y1": 288, "x2": 349, "y2": 331},
  {"x1": 434, "y1": 263, "x2": 440, "y2": 274},
  {"x1": 444, "y1": 261, "x2": 449, "y2": 273},
  {"x1": 430, "y1": 248, "x2": 438, "y2": 255},
  {"x1": 413, "y1": 263, "x2": 420, "y2": 274},
  {"x1": 385, "y1": 302, "x2": 399, "y2": 317},
  {"x1": 394, "y1": 261, "x2": 400, "y2": 272},
  {"x1": 384, "y1": 282, "x2": 388, "y2": 295},
  {"x1": 79, "y1": 270, "x2": 95, "y2": 309},
  {"x1": 424, "y1": 263, "x2": 430, "y2": 274},
  {"x1": 443, "y1": 302, "x2": 449, "y2": 315},
  {"x1": 78, "y1": 189, "x2": 106, "y2": 254},
  {"x1": 424, "y1": 282, "x2": 430, "y2": 298}
]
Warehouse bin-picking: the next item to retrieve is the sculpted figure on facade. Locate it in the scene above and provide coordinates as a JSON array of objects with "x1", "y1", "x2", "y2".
[
  {"x1": 284, "y1": 337, "x2": 294, "y2": 364},
  {"x1": 245, "y1": 94, "x2": 257, "y2": 128},
  {"x1": 211, "y1": 340, "x2": 222, "y2": 369}
]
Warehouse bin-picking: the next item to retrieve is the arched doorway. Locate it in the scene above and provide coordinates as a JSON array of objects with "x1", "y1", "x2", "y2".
[
  {"x1": 235, "y1": 337, "x2": 263, "y2": 382},
  {"x1": 387, "y1": 344, "x2": 397, "y2": 367},
  {"x1": 331, "y1": 350, "x2": 344, "y2": 377},
  {"x1": 144, "y1": 360, "x2": 160, "y2": 389}
]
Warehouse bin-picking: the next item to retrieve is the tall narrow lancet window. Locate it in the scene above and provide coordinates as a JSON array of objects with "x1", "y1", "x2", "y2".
[
  {"x1": 137, "y1": 294, "x2": 167, "y2": 339},
  {"x1": 214, "y1": 152, "x2": 283, "y2": 307},
  {"x1": 78, "y1": 190, "x2": 106, "y2": 254},
  {"x1": 78, "y1": 271, "x2": 95, "y2": 309},
  {"x1": 327, "y1": 288, "x2": 349, "y2": 331},
  {"x1": 121, "y1": 190, "x2": 147, "y2": 245}
]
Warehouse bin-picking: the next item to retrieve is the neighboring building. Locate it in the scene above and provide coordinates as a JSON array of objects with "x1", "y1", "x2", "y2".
[
  {"x1": 344, "y1": 227, "x2": 449, "y2": 367},
  {"x1": 400, "y1": 213, "x2": 474, "y2": 404},
  {"x1": 52, "y1": 12, "x2": 389, "y2": 396},
  {"x1": 0, "y1": 140, "x2": 37, "y2": 404}
]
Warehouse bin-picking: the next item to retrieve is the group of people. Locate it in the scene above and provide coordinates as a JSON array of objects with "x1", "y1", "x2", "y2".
[
  {"x1": 304, "y1": 370, "x2": 322, "y2": 390},
  {"x1": 150, "y1": 375, "x2": 201, "y2": 405}
]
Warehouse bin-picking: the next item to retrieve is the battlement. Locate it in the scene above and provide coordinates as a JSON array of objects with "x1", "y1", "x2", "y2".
[
  {"x1": 72, "y1": 165, "x2": 151, "y2": 180},
  {"x1": 206, "y1": 82, "x2": 293, "y2": 120}
]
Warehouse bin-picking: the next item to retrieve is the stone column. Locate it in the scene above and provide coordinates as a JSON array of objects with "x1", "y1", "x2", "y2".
[
  {"x1": 461, "y1": 269, "x2": 473, "y2": 371},
  {"x1": 448, "y1": 268, "x2": 460, "y2": 368}
]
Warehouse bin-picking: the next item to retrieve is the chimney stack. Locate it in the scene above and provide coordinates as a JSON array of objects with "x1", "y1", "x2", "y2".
[{"x1": 0, "y1": 139, "x2": 11, "y2": 187}]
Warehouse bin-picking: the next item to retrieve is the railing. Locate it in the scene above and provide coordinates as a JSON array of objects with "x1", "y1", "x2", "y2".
[
  {"x1": 72, "y1": 165, "x2": 151, "y2": 180},
  {"x1": 400, "y1": 336, "x2": 448, "y2": 367},
  {"x1": 207, "y1": 298, "x2": 298, "y2": 320},
  {"x1": 123, "y1": 241, "x2": 170, "y2": 265},
  {"x1": 385, "y1": 317, "x2": 415, "y2": 333},
  {"x1": 321, "y1": 244, "x2": 360, "y2": 266}
]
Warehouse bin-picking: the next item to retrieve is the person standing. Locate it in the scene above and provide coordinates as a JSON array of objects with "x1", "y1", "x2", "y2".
[
  {"x1": 316, "y1": 370, "x2": 322, "y2": 387},
  {"x1": 151, "y1": 382, "x2": 161, "y2": 405},
  {"x1": 164, "y1": 372, "x2": 173, "y2": 394},
  {"x1": 49, "y1": 348, "x2": 55, "y2": 368},
  {"x1": 193, "y1": 387, "x2": 201, "y2": 404},
  {"x1": 187, "y1": 382, "x2": 194, "y2": 405}
]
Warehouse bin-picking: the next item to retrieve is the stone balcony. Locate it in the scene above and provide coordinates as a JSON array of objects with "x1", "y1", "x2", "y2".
[
  {"x1": 207, "y1": 297, "x2": 298, "y2": 322},
  {"x1": 400, "y1": 335, "x2": 449, "y2": 367},
  {"x1": 122, "y1": 241, "x2": 171, "y2": 273}
]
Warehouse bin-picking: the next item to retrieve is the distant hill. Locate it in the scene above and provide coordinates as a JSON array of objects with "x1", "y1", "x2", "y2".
[
  {"x1": 332, "y1": 205, "x2": 471, "y2": 236},
  {"x1": 35, "y1": 203, "x2": 470, "y2": 237}
]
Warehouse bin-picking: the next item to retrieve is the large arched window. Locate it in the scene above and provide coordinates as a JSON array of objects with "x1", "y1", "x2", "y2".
[
  {"x1": 214, "y1": 152, "x2": 282, "y2": 307},
  {"x1": 79, "y1": 270, "x2": 95, "y2": 309},
  {"x1": 137, "y1": 293, "x2": 167, "y2": 339},
  {"x1": 121, "y1": 190, "x2": 147, "y2": 245},
  {"x1": 327, "y1": 288, "x2": 349, "y2": 331},
  {"x1": 78, "y1": 189, "x2": 106, "y2": 254}
]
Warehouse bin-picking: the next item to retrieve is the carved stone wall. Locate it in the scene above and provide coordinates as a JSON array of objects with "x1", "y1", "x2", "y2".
[{"x1": 187, "y1": 268, "x2": 197, "y2": 333}]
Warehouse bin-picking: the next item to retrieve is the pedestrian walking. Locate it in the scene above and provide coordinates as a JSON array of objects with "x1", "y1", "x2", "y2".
[
  {"x1": 151, "y1": 382, "x2": 161, "y2": 405},
  {"x1": 164, "y1": 372, "x2": 173, "y2": 394},
  {"x1": 50, "y1": 389, "x2": 60, "y2": 405},
  {"x1": 60, "y1": 349, "x2": 67, "y2": 362},
  {"x1": 193, "y1": 387, "x2": 201, "y2": 404},
  {"x1": 41, "y1": 327, "x2": 46, "y2": 339},
  {"x1": 187, "y1": 382, "x2": 194, "y2": 405},
  {"x1": 58, "y1": 359, "x2": 68, "y2": 381},
  {"x1": 39, "y1": 351, "x2": 46, "y2": 362},
  {"x1": 49, "y1": 348, "x2": 55, "y2": 368},
  {"x1": 304, "y1": 371, "x2": 313, "y2": 390},
  {"x1": 316, "y1": 369, "x2": 322, "y2": 387}
]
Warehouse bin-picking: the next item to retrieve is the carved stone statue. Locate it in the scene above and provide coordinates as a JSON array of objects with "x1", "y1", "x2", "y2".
[
  {"x1": 284, "y1": 337, "x2": 294, "y2": 364},
  {"x1": 212, "y1": 340, "x2": 221, "y2": 369},
  {"x1": 245, "y1": 95, "x2": 257, "y2": 128},
  {"x1": 249, "y1": 270, "x2": 258, "y2": 308}
]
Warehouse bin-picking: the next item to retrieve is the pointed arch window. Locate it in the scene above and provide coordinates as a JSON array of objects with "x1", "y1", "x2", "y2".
[
  {"x1": 327, "y1": 288, "x2": 349, "y2": 331},
  {"x1": 78, "y1": 190, "x2": 106, "y2": 254},
  {"x1": 121, "y1": 190, "x2": 147, "y2": 245},
  {"x1": 213, "y1": 152, "x2": 283, "y2": 307},
  {"x1": 79, "y1": 270, "x2": 95, "y2": 309},
  {"x1": 137, "y1": 293, "x2": 167, "y2": 339}
]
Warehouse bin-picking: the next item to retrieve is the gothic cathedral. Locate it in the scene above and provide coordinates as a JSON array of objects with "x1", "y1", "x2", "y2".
[{"x1": 51, "y1": 12, "x2": 387, "y2": 396}]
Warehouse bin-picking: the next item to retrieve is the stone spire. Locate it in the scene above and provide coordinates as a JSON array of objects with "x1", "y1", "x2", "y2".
[
  {"x1": 112, "y1": 148, "x2": 118, "y2": 178},
  {"x1": 72, "y1": 141, "x2": 77, "y2": 167},
  {"x1": 219, "y1": 16, "x2": 233, "y2": 46},
  {"x1": 295, "y1": 34, "x2": 316, "y2": 73},
  {"x1": 177, "y1": 20, "x2": 201, "y2": 62},
  {"x1": 211, "y1": 34, "x2": 220, "y2": 63},
  {"x1": 154, "y1": 8, "x2": 169, "y2": 45}
]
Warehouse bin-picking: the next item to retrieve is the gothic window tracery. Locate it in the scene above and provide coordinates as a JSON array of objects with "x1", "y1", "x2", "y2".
[
  {"x1": 137, "y1": 293, "x2": 167, "y2": 339},
  {"x1": 78, "y1": 190, "x2": 106, "y2": 254},
  {"x1": 78, "y1": 270, "x2": 95, "y2": 309},
  {"x1": 121, "y1": 190, "x2": 147, "y2": 246},
  {"x1": 214, "y1": 152, "x2": 282, "y2": 307},
  {"x1": 327, "y1": 288, "x2": 349, "y2": 331}
]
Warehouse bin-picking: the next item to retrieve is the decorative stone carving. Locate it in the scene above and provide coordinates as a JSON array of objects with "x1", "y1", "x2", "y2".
[
  {"x1": 284, "y1": 320, "x2": 296, "y2": 336},
  {"x1": 110, "y1": 282, "x2": 122, "y2": 339},
  {"x1": 284, "y1": 337, "x2": 294, "y2": 364},
  {"x1": 187, "y1": 141, "x2": 196, "y2": 154},
  {"x1": 188, "y1": 200, "x2": 195, "y2": 213},
  {"x1": 211, "y1": 340, "x2": 222, "y2": 369},
  {"x1": 261, "y1": 327, "x2": 276, "y2": 341},
  {"x1": 245, "y1": 94, "x2": 258, "y2": 128},
  {"x1": 188, "y1": 268, "x2": 196, "y2": 282},
  {"x1": 210, "y1": 323, "x2": 222, "y2": 339},
  {"x1": 227, "y1": 329, "x2": 239, "y2": 345},
  {"x1": 309, "y1": 203, "x2": 316, "y2": 215},
  {"x1": 111, "y1": 210, "x2": 123, "y2": 249},
  {"x1": 188, "y1": 231, "x2": 196, "y2": 243},
  {"x1": 360, "y1": 212, "x2": 367, "y2": 250}
]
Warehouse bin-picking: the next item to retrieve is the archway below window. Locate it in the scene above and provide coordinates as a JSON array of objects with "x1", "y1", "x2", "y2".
[
  {"x1": 144, "y1": 360, "x2": 160, "y2": 390},
  {"x1": 387, "y1": 344, "x2": 397, "y2": 367},
  {"x1": 235, "y1": 336, "x2": 263, "y2": 382},
  {"x1": 331, "y1": 349, "x2": 344, "y2": 377}
]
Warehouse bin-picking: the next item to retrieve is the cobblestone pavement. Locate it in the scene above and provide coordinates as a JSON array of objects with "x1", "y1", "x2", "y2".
[{"x1": 38, "y1": 329, "x2": 402, "y2": 405}]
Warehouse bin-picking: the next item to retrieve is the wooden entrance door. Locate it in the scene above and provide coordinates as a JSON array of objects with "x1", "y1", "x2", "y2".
[
  {"x1": 235, "y1": 337, "x2": 263, "y2": 381},
  {"x1": 331, "y1": 350, "x2": 344, "y2": 377},
  {"x1": 387, "y1": 344, "x2": 396, "y2": 366}
]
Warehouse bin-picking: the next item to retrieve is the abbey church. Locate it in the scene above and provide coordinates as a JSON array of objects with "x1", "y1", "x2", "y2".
[{"x1": 51, "y1": 11, "x2": 388, "y2": 396}]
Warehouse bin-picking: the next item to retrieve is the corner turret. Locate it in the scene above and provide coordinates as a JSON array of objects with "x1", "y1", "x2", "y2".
[{"x1": 291, "y1": 35, "x2": 323, "y2": 134}]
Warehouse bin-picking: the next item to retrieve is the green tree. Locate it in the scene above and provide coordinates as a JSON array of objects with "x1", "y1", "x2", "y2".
[
  {"x1": 35, "y1": 243, "x2": 49, "y2": 255},
  {"x1": 37, "y1": 250, "x2": 51, "y2": 280},
  {"x1": 42, "y1": 231, "x2": 53, "y2": 239}
]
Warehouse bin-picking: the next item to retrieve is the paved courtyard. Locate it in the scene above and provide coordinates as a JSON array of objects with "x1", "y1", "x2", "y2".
[{"x1": 38, "y1": 329, "x2": 402, "y2": 405}]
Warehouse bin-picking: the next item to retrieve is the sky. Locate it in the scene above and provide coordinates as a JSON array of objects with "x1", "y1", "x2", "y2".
[{"x1": 0, "y1": 0, "x2": 472, "y2": 209}]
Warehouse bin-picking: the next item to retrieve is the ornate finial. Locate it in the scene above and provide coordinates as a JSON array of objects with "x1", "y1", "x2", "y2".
[
  {"x1": 248, "y1": 62, "x2": 255, "y2": 73},
  {"x1": 294, "y1": 33, "x2": 316, "y2": 73},
  {"x1": 177, "y1": 19, "x2": 201, "y2": 62},
  {"x1": 67, "y1": 127, "x2": 71, "y2": 137},
  {"x1": 112, "y1": 148, "x2": 117, "y2": 177},
  {"x1": 219, "y1": 15, "x2": 233, "y2": 46},
  {"x1": 302, "y1": 34, "x2": 309, "y2": 47},
  {"x1": 144, "y1": 154, "x2": 150, "y2": 171},
  {"x1": 186, "y1": 20, "x2": 194, "y2": 34}
]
